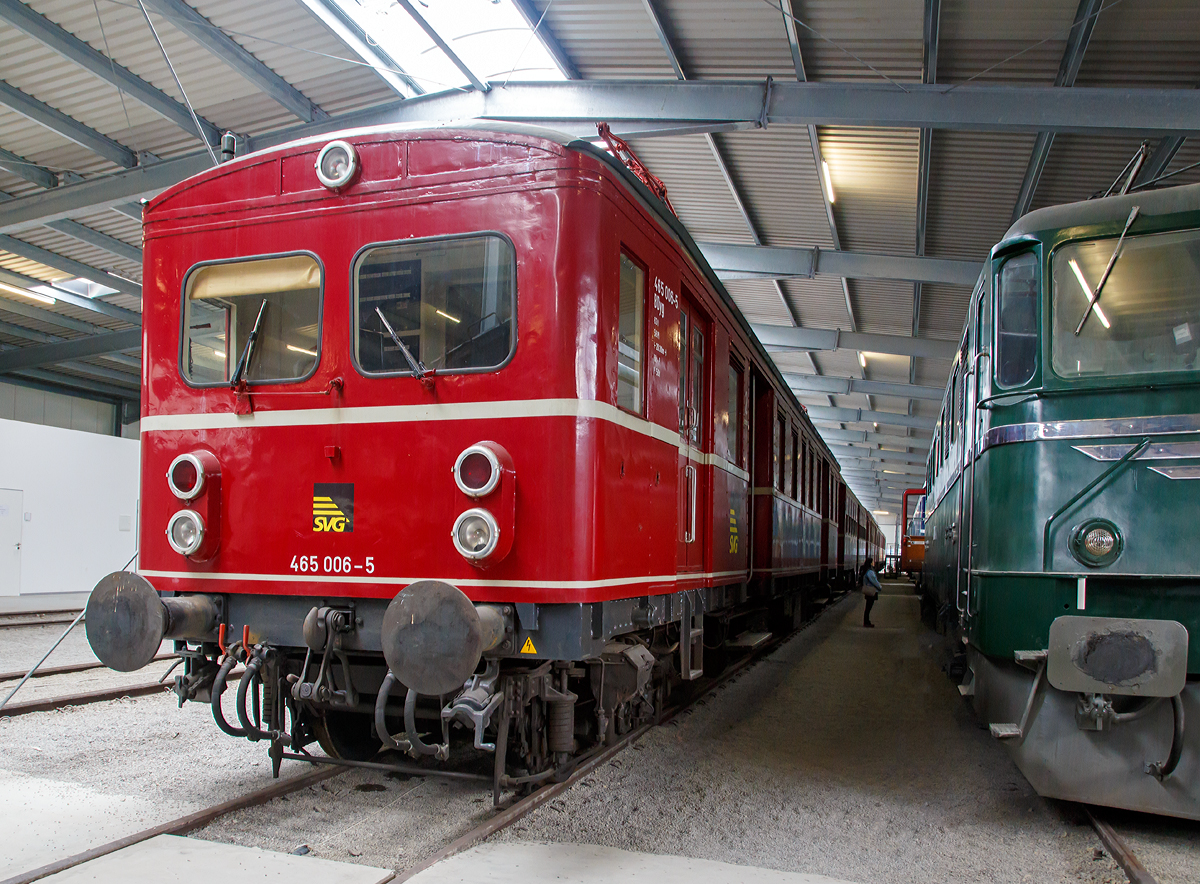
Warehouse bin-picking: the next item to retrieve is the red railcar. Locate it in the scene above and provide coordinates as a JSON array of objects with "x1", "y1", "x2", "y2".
[{"x1": 86, "y1": 123, "x2": 880, "y2": 785}]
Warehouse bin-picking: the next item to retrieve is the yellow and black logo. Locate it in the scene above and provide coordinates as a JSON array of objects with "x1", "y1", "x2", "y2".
[{"x1": 313, "y1": 483, "x2": 354, "y2": 533}]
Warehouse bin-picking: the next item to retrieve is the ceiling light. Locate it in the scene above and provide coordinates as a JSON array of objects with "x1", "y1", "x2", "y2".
[
  {"x1": 436, "y1": 309, "x2": 461, "y2": 324},
  {"x1": 858, "y1": 351, "x2": 867, "y2": 368},
  {"x1": 1068, "y1": 259, "x2": 1111, "y2": 330},
  {"x1": 873, "y1": 510, "x2": 889, "y2": 515},
  {"x1": 0, "y1": 281, "x2": 55, "y2": 305},
  {"x1": 821, "y1": 159, "x2": 835, "y2": 204},
  {"x1": 287, "y1": 344, "x2": 318, "y2": 357}
]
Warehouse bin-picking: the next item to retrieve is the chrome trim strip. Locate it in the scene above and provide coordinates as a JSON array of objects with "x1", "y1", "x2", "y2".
[
  {"x1": 981, "y1": 413, "x2": 1200, "y2": 453},
  {"x1": 1148, "y1": 465, "x2": 1200, "y2": 480},
  {"x1": 1073, "y1": 441, "x2": 1200, "y2": 461}
]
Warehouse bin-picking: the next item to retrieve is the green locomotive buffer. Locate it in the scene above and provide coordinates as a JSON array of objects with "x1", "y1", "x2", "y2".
[{"x1": 923, "y1": 181, "x2": 1200, "y2": 820}]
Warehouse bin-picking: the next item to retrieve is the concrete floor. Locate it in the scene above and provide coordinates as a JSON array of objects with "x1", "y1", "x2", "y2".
[{"x1": 495, "y1": 584, "x2": 1133, "y2": 883}]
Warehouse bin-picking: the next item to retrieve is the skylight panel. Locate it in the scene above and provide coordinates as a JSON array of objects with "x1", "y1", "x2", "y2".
[{"x1": 329, "y1": 0, "x2": 568, "y2": 95}]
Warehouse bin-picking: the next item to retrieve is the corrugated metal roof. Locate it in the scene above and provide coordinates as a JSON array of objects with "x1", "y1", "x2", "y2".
[{"x1": 0, "y1": 0, "x2": 1192, "y2": 514}]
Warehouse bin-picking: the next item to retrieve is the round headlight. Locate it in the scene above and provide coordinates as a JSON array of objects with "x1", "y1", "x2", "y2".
[
  {"x1": 453, "y1": 444, "x2": 501, "y2": 497},
  {"x1": 315, "y1": 140, "x2": 358, "y2": 190},
  {"x1": 167, "y1": 509, "x2": 205, "y2": 557},
  {"x1": 1070, "y1": 518, "x2": 1122, "y2": 567},
  {"x1": 452, "y1": 508, "x2": 499, "y2": 561},
  {"x1": 167, "y1": 453, "x2": 205, "y2": 500}
]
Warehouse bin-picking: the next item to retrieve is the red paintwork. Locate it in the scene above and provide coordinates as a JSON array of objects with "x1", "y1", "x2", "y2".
[{"x1": 139, "y1": 128, "x2": 881, "y2": 608}]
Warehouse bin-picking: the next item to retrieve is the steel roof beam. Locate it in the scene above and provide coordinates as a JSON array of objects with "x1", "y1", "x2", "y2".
[
  {"x1": 8, "y1": 367, "x2": 138, "y2": 400},
  {"x1": 140, "y1": 0, "x2": 327, "y2": 123},
  {"x1": 0, "y1": 146, "x2": 57, "y2": 188},
  {"x1": 296, "y1": 0, "x2": 420, "y2": 98},
  {"x1": 807, "y1": 406, "x2": 936, "y2": 430},
  {"x1": 0, "y1": 295, "x2": 104, "y2": 334},
  {"x1": 911, "y1": 0, "x2": 940, "y2": 399},
  {"x1": 816, "y1": 427, "x2": 931, "y2": 449},
  {"x1": 0, "y1": 0, "x2": 220, "y2": 146},
  {"x1": 0, "y1": 317, "x2": 139, "y2": 364},
  {"x1": 786, "y1": 372, "x2": 943, "y2": 401},
  {"x1": 829, "y1": 446, "x2": 928, "y2": 466},
  {"x1": 0, "y1": 328, "x2": 142, "y2": 373},
  {"x1": 42, "y1": 219, "x2": 143, "y2": 265},
  {"x1": 1132, "y1": 135, "x2": 1186, "y2": 188},
  {"x1": 780, "y1": 2, "x2": 859, "y2": 356},
  {"x1": 0, "y1": 233, "x2": 141, "y2": 300},
  {"x1": 753, "y1": 324, "x2": 958, "y2": 361},
  {"x1": 510, "y1": 0, "x2": 580, "y2": 81},
  {"x1": 642, "y1": 0, "x2": 828, "y2": 396},
  {"x1": 5, "y1": 79, "x2": 1200, "y2": 234},
  {"x1": 0, "y1": 264, "x2": 141, "y2": 325},
  {"x1": 1011, "y1": 0, "x2": 1103, "y2": 222},
  {"x1": 0, "y1": 81, "x2": 137, "y2": 168},
  {"x1": 700, "y1": 242, "x2": 980, "y2": 286}
]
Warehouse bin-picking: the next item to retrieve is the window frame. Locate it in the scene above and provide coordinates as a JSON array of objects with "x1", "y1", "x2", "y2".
[
  {"x1": 349, "y1": 230, "x2": 518, "y2": 381},
  {"x1": 726, "y1": 355, "x2": 744, "y2": 467},
  {"x1": 178, "y1": 249, "x2": 325, "y2": 390},
  {"x1": 616, "y1": 246, "x2": 649, "y2": 417},
  {"x1": 994, "y1": 247, "x2": 1041, "y2": 390}
]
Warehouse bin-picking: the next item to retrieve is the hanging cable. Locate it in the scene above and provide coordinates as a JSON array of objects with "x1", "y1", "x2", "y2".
[{"x1": 136, "y1": 0, "x2": 219, "y2": 166}]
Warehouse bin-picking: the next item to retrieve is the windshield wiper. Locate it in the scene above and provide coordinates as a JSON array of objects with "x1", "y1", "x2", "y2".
[
  {"x1": 1075, "y1": 206, "x2": 1139, "y2": 336},
  {"x1": 375, "y1": 307, "x2": 431, "y2": 380},
  {"x1": 230, "y1": 299, "x2": 268, "y2": 388}
]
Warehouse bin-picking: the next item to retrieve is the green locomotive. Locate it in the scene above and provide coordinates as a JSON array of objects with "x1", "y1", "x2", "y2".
[{"x1": 924, "y1": 181, "x2": 1199, "y2": 819}]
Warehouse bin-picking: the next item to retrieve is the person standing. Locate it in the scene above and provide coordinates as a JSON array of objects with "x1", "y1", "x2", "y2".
[{"x1": 861, "y1": 557, "x2": 882, "y2": 628}]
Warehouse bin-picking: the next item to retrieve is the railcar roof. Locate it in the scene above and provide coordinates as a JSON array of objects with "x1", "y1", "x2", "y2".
[{"x1": 1004, "y1": 181, "x2": 1200, "y2": 242}]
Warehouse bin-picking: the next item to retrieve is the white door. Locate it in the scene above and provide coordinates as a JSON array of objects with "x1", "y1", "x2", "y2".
[{"x1": 0, "y1": 489, "x2": 22, "y2": 596}]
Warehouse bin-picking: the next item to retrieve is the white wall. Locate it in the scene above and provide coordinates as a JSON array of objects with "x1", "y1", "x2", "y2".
[
  {"x1": 0, "y1": 381, "x2": 118, "y2": 436},
  {"x1": 0, "y1": 417, "x2": 139, "y2": 596}
]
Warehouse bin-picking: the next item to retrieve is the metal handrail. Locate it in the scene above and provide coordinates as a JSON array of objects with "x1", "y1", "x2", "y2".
[
  {"x1": 963, "y1": 350, "x2": 991, "y2": 620},
  {"x1": 1041, "y1": 437, "x2": 1150, "y2": 572}
]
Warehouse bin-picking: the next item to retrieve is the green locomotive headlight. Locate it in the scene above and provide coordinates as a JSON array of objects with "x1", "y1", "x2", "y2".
[{"x1": 1070, "y1": 518, "x2": 1123, "y2": 567}]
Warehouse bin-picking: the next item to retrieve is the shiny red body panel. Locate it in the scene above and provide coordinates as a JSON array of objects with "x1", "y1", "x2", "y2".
[{"x1": 138, "y1": 128, "x2": 880, "y2": 607}]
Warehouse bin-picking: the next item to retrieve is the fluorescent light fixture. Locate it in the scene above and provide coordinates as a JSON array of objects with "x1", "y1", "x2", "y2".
[
  {"x1": 287, "y1": 344, "x2": 318, "y2": 357},
  {"x1": 0, "y1": 281, "x2": 55, "y2": 305},
  {"x1": 873, "y1": 510, "x2": 889, "y2": 515},
  {"x1": 858, "y1": 351, "x2": 867, "y2": 368},
  {"x1": 436, "y1": 309, "x2": 461, "y2": 324},
  {"x1": 326, "y1": 0, "x2": 567, "y2": 95},
  {"x1": 1068, "y1": 259, "x2": 1110, "y2": 330},
  {"x1": 821, "y1": 159, "x2": 835, "y2": 204},
  {"x1": 47, "y1": 276, "x2": 120, "y2": 299},
  {"x1": 213, "y1": 349, "x2": 226, "y2": 359}
]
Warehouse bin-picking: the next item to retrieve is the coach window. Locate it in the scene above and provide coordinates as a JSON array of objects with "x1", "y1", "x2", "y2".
[
  {"x1": 790, "y1": 429, "x2": 799, "y2": 499},
  {"x1": 776, "y1": 414, "x2": 787, "y2": 492},
  {"x1": 726, "y1": 358, "x2": 743, "y2": 465},
  {"x1": 996, "y1": 250, "x2": 1039, "y2": 387},
  {"x1": 617, "y1": 253, "x2": 646, "y2": 413},
  {"x1": 182, "y1": 253, "x2": 321, "y2": 386},
  {"x1": 354, "y1": 234, "x2": 515, "y2": 377}
]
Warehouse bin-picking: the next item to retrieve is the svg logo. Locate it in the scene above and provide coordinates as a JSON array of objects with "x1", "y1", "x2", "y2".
[{"x1": 313, "y1": 483, "x2": 354, "y2": 532}]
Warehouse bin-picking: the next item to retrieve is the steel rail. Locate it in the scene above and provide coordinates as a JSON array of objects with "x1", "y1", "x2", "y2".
[
  {"x1": 0, "y1": 653, "x2": 176, "y2": 683},
  {"x1": 1084, "y1": 807, "x2": 1160, "y2": 884},
  {"x1": 0, "y1": 615, "x2": 82, "y2": 628},
  {"x1": 0, "y1": 765, "x2": 343, "y2": 884},
  {"x1": 394, "y1": 591, "x2": 851, "y2": 882},
  {"x1": 0, "y1": 670, "x2": 242, "y2": 717}
]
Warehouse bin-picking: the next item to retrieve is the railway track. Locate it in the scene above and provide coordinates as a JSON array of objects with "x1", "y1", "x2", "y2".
[
  {"x1": 0, "y1": 612, "x2": 84, "y2": 629},
  {"x1": 0, "y1": 654, "x2": 176, "y2": 683},
  {"x1": 4, "y1": 595, "x2": 840, "y2": 884},
  {"x1": 1, "y1": 665, "x2": 240, "y2": 717},
  {"x1": 1084, "y1": 807, "x2": 1161, "y2": 884}
]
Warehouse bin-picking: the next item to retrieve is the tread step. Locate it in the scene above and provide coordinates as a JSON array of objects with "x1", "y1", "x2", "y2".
[
  {"x1": 729, "y1": 631, "x2": 772, "y2": 649},
  {"x1": 990, "y1": 723, "x2": 1021, "y2": 739}
]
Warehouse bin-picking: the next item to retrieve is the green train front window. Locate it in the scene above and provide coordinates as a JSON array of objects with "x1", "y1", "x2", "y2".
[{"x1": 1052, "y1": 228, "x2": 1200, "y2": 378}]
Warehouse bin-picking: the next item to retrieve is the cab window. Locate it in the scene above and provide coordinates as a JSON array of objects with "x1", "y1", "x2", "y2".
[
  {"x1": 996, "y1": 251, "x2": 1039, "y2": 387},
  {"x1": 617, "y1": 252, "x2": 646, "y2": 412},
  {"x1": 354, "y1": 233, "x2": 515, "y2": 376},
  {"x1": 182, "y1": 253, "x2": 321, "y2": 386}
]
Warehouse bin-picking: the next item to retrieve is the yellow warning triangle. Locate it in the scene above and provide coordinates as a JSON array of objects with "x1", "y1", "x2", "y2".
[{"x1": 519, "y1": 637, "x2": 537, "y2": 654}]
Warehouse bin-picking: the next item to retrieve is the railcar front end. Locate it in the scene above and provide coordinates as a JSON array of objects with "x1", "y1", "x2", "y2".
[
  {"x1": 926, "y1": 183, "x2": 1200, "y2": 819},
  {"x1": 82, "y1": 125, "x2": 874, "y2": 789}
]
